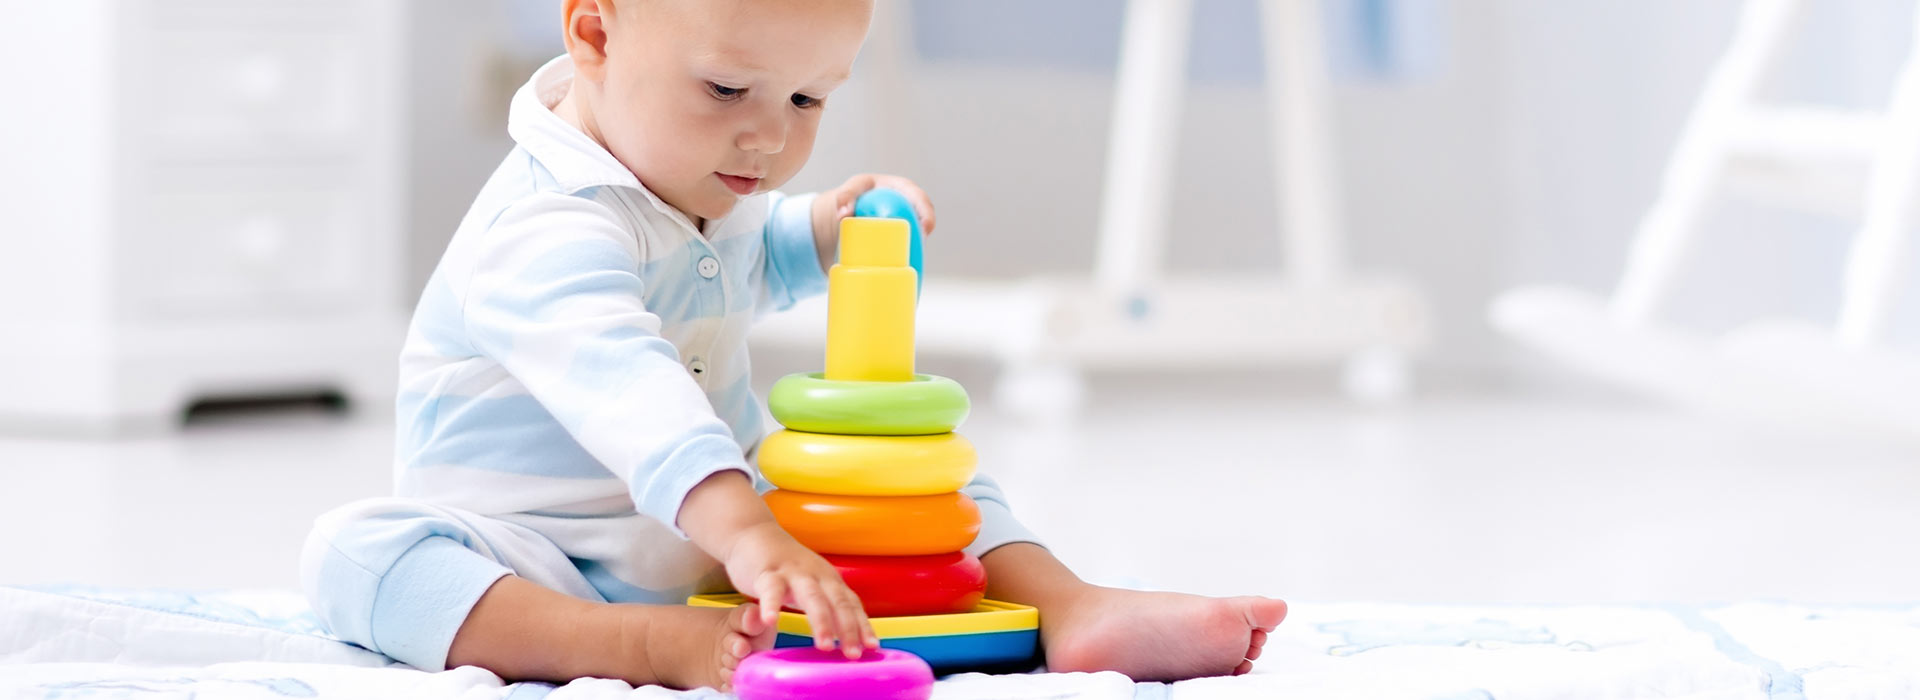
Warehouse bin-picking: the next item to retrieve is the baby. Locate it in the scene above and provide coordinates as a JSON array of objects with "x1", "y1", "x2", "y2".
[{"x1": 301, "y1": 0, "x2": 1286, "y2": 691}]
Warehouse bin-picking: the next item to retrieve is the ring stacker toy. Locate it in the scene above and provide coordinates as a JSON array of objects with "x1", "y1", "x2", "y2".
[
  {"x1": 733, "y1": 647, "x2": 933, "y2": 700},
  {"x1": 690, "y1": 188, "x2": 1038, "y2": 673},
  {"x1": 768, "y1": 372, "x2": 968, "y2": 436},
  {"x1": 691, "y1": 594, "x2": 1039, "y2": 672},
  {"x1": 755, "y1": 430, "x2": 976, "y2": 497},
  {"x1": 765, "y1": 490, "x2": 982, "y2": 556},
  {"x1": 850, "y1": 187, "x2": 925, "y2": 294},
  {"x1": 822, "y1": 552, "x2": 988, "y2": 618}
]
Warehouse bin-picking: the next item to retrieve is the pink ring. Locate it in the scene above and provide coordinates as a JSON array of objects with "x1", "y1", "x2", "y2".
[{"x1": 734, "y1": 648, "x2": 934, "y2": 700}]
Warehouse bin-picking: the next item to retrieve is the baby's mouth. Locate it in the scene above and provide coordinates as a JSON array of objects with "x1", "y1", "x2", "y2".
[{"x1": 717, "y1": 173, "x2": 761, "y2": 195}]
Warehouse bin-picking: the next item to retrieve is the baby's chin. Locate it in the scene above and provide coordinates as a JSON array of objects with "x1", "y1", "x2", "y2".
[{"x1": 659, "y1": 189, "x2": 744, "y2": 225}]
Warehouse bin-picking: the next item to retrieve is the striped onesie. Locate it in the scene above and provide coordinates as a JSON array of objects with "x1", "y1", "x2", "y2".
[{"x1": 299, "y1": 56, "x2": 1038, "y2": 671}]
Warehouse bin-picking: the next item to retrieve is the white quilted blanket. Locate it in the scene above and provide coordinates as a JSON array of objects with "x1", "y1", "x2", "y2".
[{"x1": 4, "y1": 586, "x2": 1915, "y2": 699}]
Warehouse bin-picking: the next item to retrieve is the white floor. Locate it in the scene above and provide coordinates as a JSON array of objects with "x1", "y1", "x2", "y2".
[{"x1": 2, "y1": 382, "x2": 1915, "y2": 607}]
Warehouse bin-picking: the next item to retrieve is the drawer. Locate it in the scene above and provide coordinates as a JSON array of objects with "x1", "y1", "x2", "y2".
[
  {"x1": 121, "y1": 182, "x2": 386, "y2": 320},
  {"x1": 134, "y1": 29, "x2": 366, "y2": 155},
  {"x1": 123, "y1": 0, "x2": 395, "y2": 160}
]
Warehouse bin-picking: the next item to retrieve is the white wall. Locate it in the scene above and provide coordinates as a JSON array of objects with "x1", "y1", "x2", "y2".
[{"x1": 402, "y1": 0, "x2": 541, "y2": 306}]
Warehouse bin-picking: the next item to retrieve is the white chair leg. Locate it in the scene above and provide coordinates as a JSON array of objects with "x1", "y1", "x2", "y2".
[
  {"x1": 1261, "y1": 0, "x2": 1347, "y2": 288},
  {"x1": 1836, "y1": 4, "x2": 1920, "y2": 348},
  {"x1": 1094, "y1": 0, "x2": 1194, "y2": 302},
  {"x1": 1611, "y1": 0, "x2": 1806, "y2": 325}
]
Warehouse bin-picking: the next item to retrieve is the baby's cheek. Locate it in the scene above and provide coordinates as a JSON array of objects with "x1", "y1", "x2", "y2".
[{"x1": 785, "y1": 127, "x2": 820, "y2": 169}]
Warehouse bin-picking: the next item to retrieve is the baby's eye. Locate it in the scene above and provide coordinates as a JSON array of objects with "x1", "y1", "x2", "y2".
[
  {"x1": 790, "y1": 93, "x2": 821, "y2": 109},
  {"x1": 708, "y1": 82, "x2": 745, "y2": 100}
]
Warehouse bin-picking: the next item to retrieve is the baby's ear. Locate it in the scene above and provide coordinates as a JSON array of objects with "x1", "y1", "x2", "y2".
[{"x1": 561, "y1": 0, "x2": 614, "y2": 79}]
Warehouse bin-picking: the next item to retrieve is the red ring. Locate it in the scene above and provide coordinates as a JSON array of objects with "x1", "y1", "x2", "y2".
[{"x1": 823, "y1": 552, "x2": 987, "y2": 618}]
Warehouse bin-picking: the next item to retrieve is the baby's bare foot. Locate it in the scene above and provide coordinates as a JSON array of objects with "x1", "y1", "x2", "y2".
[
  {"x1": 1041, "y1": 588, "x2": 1287, "y2": 682},
  {"x1": 620, "y1": 602, "x2": 776, "y2": 691}
]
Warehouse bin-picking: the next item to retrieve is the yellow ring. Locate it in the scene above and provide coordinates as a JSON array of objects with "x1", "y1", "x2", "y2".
[{"x1": 756, "y1": 430, "x2": 976, "y2": 496}]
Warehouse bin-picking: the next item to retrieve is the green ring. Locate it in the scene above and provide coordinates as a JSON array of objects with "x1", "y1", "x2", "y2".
[{"x1": 769, "y1": 372, "x2": 970, "y2": 436}]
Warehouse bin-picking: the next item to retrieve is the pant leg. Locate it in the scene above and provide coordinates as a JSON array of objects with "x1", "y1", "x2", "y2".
[
  {"x1": 495, "y1": 510, "x2": 727, "y2": 605},
  {"x1": 299, "y1": 497, "x2": 601, "y2": 671}
]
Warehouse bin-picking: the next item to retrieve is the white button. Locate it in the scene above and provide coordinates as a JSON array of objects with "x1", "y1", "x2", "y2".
[
  {"x1": 688, "y1": 358, "x2": 708, "y2": 376},
  {"x1": 697, "y1": 256, "x2": 720, "y2": 279}
]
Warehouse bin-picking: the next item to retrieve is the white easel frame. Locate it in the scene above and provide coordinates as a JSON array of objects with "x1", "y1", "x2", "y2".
[{"x1": 1492, "y1": 0, "x2": 1920, "y2": 440}]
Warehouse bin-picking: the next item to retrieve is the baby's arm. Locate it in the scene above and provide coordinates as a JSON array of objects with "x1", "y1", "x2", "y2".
[{"x1": 678, "y1": 470, "x2": 877, "y2": 655}]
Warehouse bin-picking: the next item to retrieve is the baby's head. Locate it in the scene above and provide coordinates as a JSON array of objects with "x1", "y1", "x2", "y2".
[{"x1": 560, "y1": 0, "x2": 873, "y2": 223}]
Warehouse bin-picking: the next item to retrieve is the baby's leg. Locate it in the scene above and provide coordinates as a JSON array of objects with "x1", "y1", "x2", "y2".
[
  {"x1": 300, "y1": 498, "x2": 773, "y2": 689},
  {"x1": 983, "y1": 542, "x2": 1287, "y2": 681},
  {"x1": 447, "y1": 573, "x2": 770, "y2": 689}
]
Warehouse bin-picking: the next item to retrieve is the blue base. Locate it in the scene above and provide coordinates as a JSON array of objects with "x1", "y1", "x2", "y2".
[{"x1": 775, "y1": 629, "x2": 1038, "y2": 672}]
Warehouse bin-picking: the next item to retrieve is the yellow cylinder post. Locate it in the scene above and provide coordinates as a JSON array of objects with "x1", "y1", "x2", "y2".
[{"x1": 826, "y1": 218, "x2": 917, "y2": 381}]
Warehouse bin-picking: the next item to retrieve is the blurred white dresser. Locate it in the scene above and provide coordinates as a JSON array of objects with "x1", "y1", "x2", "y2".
[{"x1": 0, "y1": 1, "x2": 407, "y2": 433}]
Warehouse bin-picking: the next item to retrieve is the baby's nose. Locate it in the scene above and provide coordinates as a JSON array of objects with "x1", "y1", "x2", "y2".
[{"x1": 738, "y1": 113, "x2": 790, "y2": 154}]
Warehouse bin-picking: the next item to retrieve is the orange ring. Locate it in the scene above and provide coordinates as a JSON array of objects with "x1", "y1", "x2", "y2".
[{"x1": 765, "y1": 490, "x2": 982, "y2": 556}]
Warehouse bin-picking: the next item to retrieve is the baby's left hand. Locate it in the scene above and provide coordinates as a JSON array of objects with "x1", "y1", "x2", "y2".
[{"x1": 812, "y1": 173, "x2": 937, "y2": 241}]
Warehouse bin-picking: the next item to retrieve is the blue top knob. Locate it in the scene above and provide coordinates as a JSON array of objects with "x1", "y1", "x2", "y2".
[{"x1": 852, "y1": 188, "x2": 924, "y2": 294}]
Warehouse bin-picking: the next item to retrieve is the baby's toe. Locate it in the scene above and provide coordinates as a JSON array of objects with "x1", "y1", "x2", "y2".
[
  {"x1": 731, "y1": 603, "x2": 779, "y2": 652},
  {"x1": 1247, "y1": 628, "x2": 1268, "y2": 660},
  {"x1": 738, "y1": 603, "x2": 771, "y2": 636},
  {"x1": 1239, "y1": 597, "x2": 1289, "y2": 630}
]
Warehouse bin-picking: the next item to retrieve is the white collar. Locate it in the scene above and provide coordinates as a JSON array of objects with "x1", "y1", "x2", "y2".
[{"x1": 508, "y1": 55, "x2": 716, "y2": 232}]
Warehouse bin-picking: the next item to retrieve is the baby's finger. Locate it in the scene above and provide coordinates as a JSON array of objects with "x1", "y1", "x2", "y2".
[
  {"x1": 840, "y1": 173, "x2": 880, "y2": 195},
  {"x1": 828, "y1": 585, "x2": 872, "y2": 657},
  {"x1": 865, "y1": 175, "x2": 936, "y2": 235},
  {"x1": 756, "y1": 573, "x2": 788, "y2": 627},
  {"x1": 789, "y1": 576, "x2": 839, "y2": 651},
  {"x1": 893, "y1": 183, "x2": 937, "y2": 235},
  {"x1": 821, "y1": 584, "x2": 862, "y2": 658},
  {"x1": 836, "y1": 190, "x2": 856, "y2": 219}
]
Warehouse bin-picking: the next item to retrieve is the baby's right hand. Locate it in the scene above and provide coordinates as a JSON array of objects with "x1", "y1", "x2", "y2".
[{"x1": 723, "y1": 521, "x2": 878, "y2": 657}]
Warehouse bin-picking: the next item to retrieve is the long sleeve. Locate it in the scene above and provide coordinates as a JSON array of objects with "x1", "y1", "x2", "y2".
[
  {"x1": 757, "y1": 191, "x2": 830, "y2": 317},
  {"x1": 460, "y1": 192, "x2": 748, "y2": 538}
]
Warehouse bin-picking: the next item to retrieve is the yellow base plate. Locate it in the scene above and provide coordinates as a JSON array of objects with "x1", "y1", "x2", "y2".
[{"x1": 687, "y1": 593, "x2": 1037, "y2": 639}]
